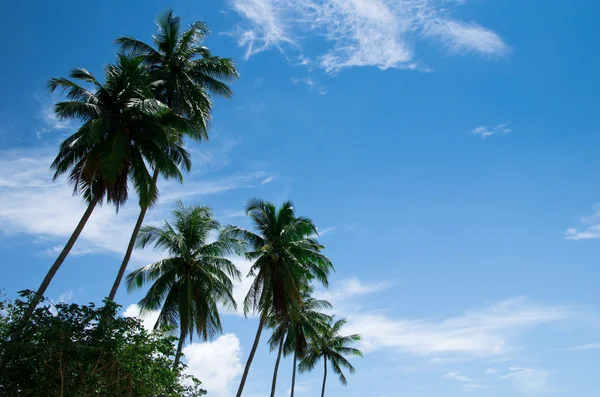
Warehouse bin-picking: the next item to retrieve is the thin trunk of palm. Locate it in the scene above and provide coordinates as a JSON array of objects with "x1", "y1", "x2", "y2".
[
  {"x1": 290, "y1": 349, "x2": 297, "y2": 397},
  {"x1": 270, "y1": 330, "x2": 285, "y2": 397},
  {"x1": 11, "y1": 198, "x2": 99, "y2": 342},
  {"x1": 321, "y1": 356, "x2": 327, "y2": 397},
  {"x1": 173, "y1": 327, "x2": 186, "y2": 370},
  {"x1": 107, "y1": 169, "x2": 159, "y2": 302},
  {"x1": 236, "y1": 316, "x2": 265, "y2": 397}
]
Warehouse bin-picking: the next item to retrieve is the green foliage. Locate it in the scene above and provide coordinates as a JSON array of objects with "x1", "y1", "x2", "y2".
[
  {"x1": 0, "y1": 291, "x2": 206, "y2": 397},
  {"x1": 116, "y1": 9, "x2": 239, "y2": 139},
  {"x1": 221, "y1": 199, "x2": 334, "y2": 319},
  {"x1": 299, "y1": 317, "x2": 363, "y2": 386},
  {"x1": 127, "y1": 201, "x2": 242, "y2": 358},
  {"x1": 49, "y1": 54, "x2": 193, "y2": 210}
]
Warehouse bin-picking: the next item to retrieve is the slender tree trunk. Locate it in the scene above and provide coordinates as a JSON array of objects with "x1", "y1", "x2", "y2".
[
  {"x1": 11, "y1": 198, "x2": 99, "y2": 342},
  {"x1": 321, "y1": 356, "x2": 327, "y2": 397},
  {"x1": 290, "y1": 349, "x2": 297, "y2": 397},
  {"x1": 107, "y1": 169, "x2": 159, "y2": 302},
  {"x1": 173, "y1": 327, "x2": 186, "y2": 370},
  {"x1": 236, "y1": 316, "x2": 266, "y2": 397},
  {"x1": 270, "y1": 330, "x2": 285, "y2": 397}
]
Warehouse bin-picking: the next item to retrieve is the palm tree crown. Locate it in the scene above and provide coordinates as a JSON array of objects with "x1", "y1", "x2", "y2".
[
  {"x1": 50, "y1": 54, "x2": 192, "y2": 209},
  {"x1": 126, "y1": 201, "x2": 242, "y2": 365},
  {"x1": 222, "y1": 199, "x2": 333, "y2": 319},
  {"x1": 116, "y1": 9, "x2": 239, "y2": 137},
  {"x1": 299, "y1": 317, "x2": 363, "y2": 397},
  {"x1": 268, "y1": 286, "x2": 332, "y2": 397}
]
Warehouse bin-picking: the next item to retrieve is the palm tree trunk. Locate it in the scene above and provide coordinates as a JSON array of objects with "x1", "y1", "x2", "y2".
[
  {"x1": 173, "y1": 327, "x2": 186, "y2": 370},
  {"x1": 270, "y1": 330, "x2": 285, "y2": 397},
  {"x1": 290, "y1": 349, "x2": 297, "y2": 397},
  {"x1": 10, "y1": 198, "x2": 99, "y2": 342},
  {"x1": 107, "y1": 168, "x2": 159, "y2": 302},
  {"x1": 321, "y1": 356, "x2": 327, "y2": 397},
  {"x1": 236, "y1": 316, "x2": 266, "y2": 397}
]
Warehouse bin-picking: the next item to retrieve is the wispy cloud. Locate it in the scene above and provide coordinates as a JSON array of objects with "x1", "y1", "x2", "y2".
[
  {"x1": 230, "y1": 0, "x2": 510, "y2": 72},
  {"x1": 565, "y1": 204, "x2": 600, "y2": 240},
  {"x1": 314, "y1": 277, "x2": 390, "y2": 304},
  {"x1": 291, "y1": 76, "x2": 327, "y2": 95},
  {"x1": 501, "y1": 366, "x2": 555, "y2": 396},
  {"x1": 337, "y1": 294, "x2": 572, "y2": 357},
  {"x1": 317, "y1": 226, "x2": 336, "y2": 236},
  {"x1": 34, "y1": 94, "x2": 75, "y2": 138},
  {"x1": 443, "y1": 371, "x2": 492, "y2": 390},
  {"x1": 485, "y1": 368, "x2": 499, "y2": 375},
  {"x1": 471, "y1": 122, "x2": 512, "y2": 138},
  {"x1": 444, "y1": 371, "x2": 473, "y2": 383},
  {"x1": 547, "y1": 343, "x2": 600, "y2": 352},
  {"x1": 0, "y1": 147, "x2": 270, "y2": 265},
  {"x1": 261, "y1": 176, "x2": 275, "y2": 184}
]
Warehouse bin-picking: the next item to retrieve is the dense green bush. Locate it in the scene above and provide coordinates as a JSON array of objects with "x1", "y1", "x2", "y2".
[{"x1": 0, "y1": 292, "x2": 206, "y2": 397}]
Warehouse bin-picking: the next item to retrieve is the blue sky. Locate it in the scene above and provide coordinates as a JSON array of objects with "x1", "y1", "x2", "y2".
[{"x1": 1, "y1": 0, "x2": 600, "y2": 395}]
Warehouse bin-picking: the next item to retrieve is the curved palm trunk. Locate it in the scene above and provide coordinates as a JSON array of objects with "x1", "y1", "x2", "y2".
[
  {"x1": 321, "y1": 356, "x2": 327, "y2": 397},
  {"x1": 270, "y1": 329, "x2": 285, "y2": 397},
  {"x1": 236, "y1": 316, "x2": 266, "y2": 397},
  {"x1": 11, "y1": 198, "x2": 99, "y2": 342},
  {"x1": 107, "y1": 169, "x2": 159, "y2": 302},
  {"x1": 290, "y1": 349, "x2": 297, "y2": 397},
  {"x1": 173, "y1": 327, "x2": 186, "y2": 370}
]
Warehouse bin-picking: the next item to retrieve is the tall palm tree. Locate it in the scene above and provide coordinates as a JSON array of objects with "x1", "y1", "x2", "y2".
[
  {"x1": 11, "y1": 55, "x2": 188, "y2": 342},
  {"x1": 267, "y1": 286, "x2": 331, "y2": 397},
  {"x1": 108, "y1": 9, "x2": 239, "y2": 302},
  {"x1": 221, "y1": 199, "x2": 334, "y2": 397},
  {"x1": 299, "y1": 317, "x2": 363, "y2": 397},
  {"x1": 126, "y1": 201, "x2": 242, "y2": 367}
]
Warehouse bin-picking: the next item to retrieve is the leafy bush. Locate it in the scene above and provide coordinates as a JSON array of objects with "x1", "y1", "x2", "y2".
[{"x1": 0, "y1": 291, "x2": 206, "y2": 397}]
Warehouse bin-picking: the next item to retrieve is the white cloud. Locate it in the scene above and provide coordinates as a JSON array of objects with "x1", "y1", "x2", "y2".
[
  {"x1": 0, "y1": 147, "x2": 269, "y2": 265},
  {"x1": 123, "y1": 304, "x2": 160, "y2": 331},
  {"x1": 485, "y1": 368, "x2": 499, "y2": 375},
  {"x1": 227, "y1": 257, "x2": 257, "y2": 317},
  {"x1": 341, "y1": 297, "x2": 571, "y2": 356},
  {"x1": 547, "y1": 343, "x2": 600, "y2": 352},
  {"x1": 34, "y1": 94, "x2": 75, "y2": 138},
  {"x1": 287, "y1": 381, "x2": 311, "y2": 394},
  {"x1": 426, "y1": 20, "x2": 509, "y2": 56},
  {"x1": 317, "y1": 226, "x2": 336, "y2": 236},
  {"x1": 464, "y1": 383, "x2": 492, "y2": 389},
  {"x1": 291, "y1": 76, "x2": 327, "y2": 95},
  {"x1": 42, "y1": 244, "x2": 105, "y2": 257},
  {"x1": 471, "y1": 122, "x2": 511, "y2": 138},
  {"x1": 443, "y1": 371, "x2": 473, "y2": 383},
  {"x1": 57, "y1": 290, "x2": 73, "y2": 303},
  {"x1": 184, "y1": 334, "x2": 243, "y2": 397},
  {"x1": 314, "y1": 277, "x2": 389, "y2": 304},
  {"x1": 565, "y1": 204, "x2": 600, "y2": 240},
  {"x1": 501, "y1": 366, "x2": 554, "y2": 396},
  {"x1": 261, "y1": 176, "x2": 275, "y2": 184},
  {"x1": 230, "y1": 0, "x2": 509, "y2": 72},
  {"x1": 231, "y1": 0, "x2": 295, "y2": 59}
]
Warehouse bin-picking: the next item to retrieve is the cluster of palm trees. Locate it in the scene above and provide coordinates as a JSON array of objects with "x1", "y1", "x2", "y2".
[
  {"x1": 10, "y1": 9, "x2": 362, "y2": 396},
  {"x1": 128, "y1": 199, "x2": 362, "y2": 396}
]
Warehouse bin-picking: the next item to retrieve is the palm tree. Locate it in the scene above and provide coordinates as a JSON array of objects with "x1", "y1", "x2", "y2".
[
  {"x1": 126, "y1": 201, "x2": 242, "y2": 368},
  {"x1": 108, "y1": 9, "x2": 239, "y2": 302},
  {"x1": 11, "y1": 55, "x2": 188, "y2": 342},
  {"x1": 220, "y1": 199, "x2": 334, "y2": 397},
  {"x1": 267, "y1": 286, "x2": 331, "y2": 397},
  {"x1": 299, "y1": 317, "x2": 363, "y2": 397}
]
